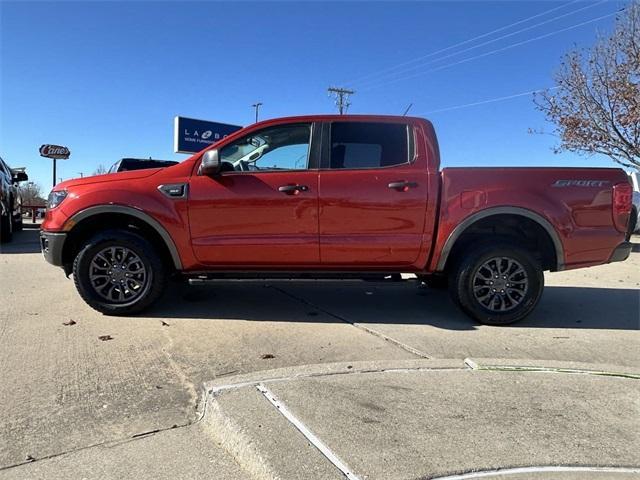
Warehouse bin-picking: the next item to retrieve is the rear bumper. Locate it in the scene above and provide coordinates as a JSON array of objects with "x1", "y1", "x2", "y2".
[
  {"x1": 608, "y1": 241, "x2": 632, "y2": 264},
  {"x1": 40, "y1": 231, "x2": 67, "y2": 267}
]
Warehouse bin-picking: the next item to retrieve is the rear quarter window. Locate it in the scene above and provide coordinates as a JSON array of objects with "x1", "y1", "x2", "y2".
[{"x1": 330, "y1": 122, "x2": 410, "y2": 169}]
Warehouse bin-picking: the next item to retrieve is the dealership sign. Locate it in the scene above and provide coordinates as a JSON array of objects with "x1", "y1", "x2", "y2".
[
  {"x1": 174, "y1": 116, "x2": 243, "y2": 154},
  {"x1": 40, "y1": 144, "x2": 71, "y2": 159}
]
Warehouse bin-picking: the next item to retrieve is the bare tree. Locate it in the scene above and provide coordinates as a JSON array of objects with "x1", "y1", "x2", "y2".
[
  {"x1": 534, "y1": 2, "x2": 640, "y2": 169},
  {"x1": 19, "y1": 182, "x2": 46, "y2": 206},
  {"x1": 93, "y1": 164, "x2": 108, "y2": 175}
]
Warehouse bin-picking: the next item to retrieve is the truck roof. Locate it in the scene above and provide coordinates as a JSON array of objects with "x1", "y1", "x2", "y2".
[{"x1": 250, "y1": 114, "x2": 431, "y2": 126}]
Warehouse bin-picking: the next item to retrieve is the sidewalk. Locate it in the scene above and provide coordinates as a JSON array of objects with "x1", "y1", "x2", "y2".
[{"x1": 5, "y1": 359, "x2": 638, "y2": 480}]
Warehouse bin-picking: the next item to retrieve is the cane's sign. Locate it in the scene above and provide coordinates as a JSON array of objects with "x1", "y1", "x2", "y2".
[{"x1": 40, "y1": 144, "x2": 71, "y2": 159}]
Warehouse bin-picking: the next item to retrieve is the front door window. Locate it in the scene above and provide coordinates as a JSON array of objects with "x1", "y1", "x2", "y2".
[{"x1": 219, "y1": 124, "x2": 311, "y2": 173}]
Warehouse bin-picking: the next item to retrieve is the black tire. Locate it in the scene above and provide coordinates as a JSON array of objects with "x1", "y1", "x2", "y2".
[
  {"x1": 417, "y1": 274, "x2": 448, "y2": 289},
  {"x1": 448, "y1": 243, "x2": 544, "y2": 325},
  {"x1": 0, "y1": 209, "x2": 12, "y2": 243},
  {"x1": 73, "y1": 229, "x2": 166, "y2": 315}
]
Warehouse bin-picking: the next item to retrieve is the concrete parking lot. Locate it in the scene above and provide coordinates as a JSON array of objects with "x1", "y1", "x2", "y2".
[{"x1": 1, "y1": 223, "x2": 639, "y2": 479}]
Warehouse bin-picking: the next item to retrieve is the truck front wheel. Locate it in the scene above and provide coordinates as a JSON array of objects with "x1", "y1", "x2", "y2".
[
  {"x1": 449, "y1": 243, "x2": 543, "y2": 325},
  {"x1": 73, "y1": 230, "x2": 167, "y2": 315}
]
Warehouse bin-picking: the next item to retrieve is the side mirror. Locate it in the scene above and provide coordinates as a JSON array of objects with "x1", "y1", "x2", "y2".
[
  {"x1": 13, "y1": 172, "x2": 28, "y2": 183},
  {"x1": 200, "y1": 150, "x2": 221, "y2": 176}
]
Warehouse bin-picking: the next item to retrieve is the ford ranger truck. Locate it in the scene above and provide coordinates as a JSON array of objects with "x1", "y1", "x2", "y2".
[{"x1": 40, "y1": 115, "x2": 634, "y2": 325}]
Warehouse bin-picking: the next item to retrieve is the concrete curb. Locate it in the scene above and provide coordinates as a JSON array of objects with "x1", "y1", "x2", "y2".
[
  {"x1": 200, "y1": 358, "x2": 640, "y2": 479},
  {"x1": 203, "y1": 358, "x2": 467, "y2": 394}
]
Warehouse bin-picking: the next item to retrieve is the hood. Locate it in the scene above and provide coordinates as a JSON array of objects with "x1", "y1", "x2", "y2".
[{"x1": 54, "y1": 168, "x2": 163, "y2": 191}]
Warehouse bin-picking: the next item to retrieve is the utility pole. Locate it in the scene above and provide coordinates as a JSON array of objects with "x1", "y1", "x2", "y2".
[
  {"x1": 328, "y1": 87, "x2": 355, "y2": 115},
  {"x1": 252, "y1": 102, "x2": 263, "y2": 123}
]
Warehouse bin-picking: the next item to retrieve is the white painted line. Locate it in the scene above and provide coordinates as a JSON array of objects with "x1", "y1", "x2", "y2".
[
  {"x1": 256, "y1": 384, "x2": 361, "y2": 480},
  {"x1": 464, "y1": 358, "x2": 478, "y2": 370},
  {"x1": 431, "y1": 465, "x2": 640, "y2": 479}
]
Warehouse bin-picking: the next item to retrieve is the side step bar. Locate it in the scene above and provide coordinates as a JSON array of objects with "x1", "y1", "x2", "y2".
[{"x1": 185, "y1": 272, "x2": 406, "y2": 284}]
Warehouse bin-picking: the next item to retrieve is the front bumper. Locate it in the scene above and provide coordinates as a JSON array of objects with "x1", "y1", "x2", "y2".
[
  {"x1": 608, "y1": 241, "x2": 632, "y2": 263},
  {"x1": 40, "y1": 231, "x2": 67, "y2": 267}
]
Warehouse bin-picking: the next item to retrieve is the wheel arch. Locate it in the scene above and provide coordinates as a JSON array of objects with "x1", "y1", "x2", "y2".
[
  {"x1": 63, "y1": 205, "x2": 182, "y2": 270},
  {"x1": 436, "y1": 206, "x2": 565, "y2": 272}
]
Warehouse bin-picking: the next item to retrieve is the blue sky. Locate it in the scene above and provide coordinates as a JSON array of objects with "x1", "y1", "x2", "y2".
[{"x1": 0, "y1": 0, "x2": 630, "y2": 191}]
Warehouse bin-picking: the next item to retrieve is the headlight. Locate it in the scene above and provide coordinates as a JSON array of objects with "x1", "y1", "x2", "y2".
[{"x1": 47, "y1": 190, "x2": 68, "y2": 209}]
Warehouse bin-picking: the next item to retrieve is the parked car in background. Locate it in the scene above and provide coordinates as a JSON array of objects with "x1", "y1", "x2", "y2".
[
  {"x1": 40, "y1": 115, "x2": 634, "y2": 324},
  {"x1": 107, "y1": 158, "x2": 178, "y2": 174},
  {"x1": 0, "y1": 156, "x2": 28, "y2": 242},
  {"x1": 628, "y1": 170, "x2": 640, "y2": 234}
]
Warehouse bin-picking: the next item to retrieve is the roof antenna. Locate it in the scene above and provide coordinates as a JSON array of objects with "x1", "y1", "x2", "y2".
[{"x1": 402, "y1": 103, "x2": 413, "y2": 116}]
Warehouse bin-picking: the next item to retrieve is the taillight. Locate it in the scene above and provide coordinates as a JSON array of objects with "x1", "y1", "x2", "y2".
[{"x1": 612, "y1": 182, "x2": 632, "y2": 232}]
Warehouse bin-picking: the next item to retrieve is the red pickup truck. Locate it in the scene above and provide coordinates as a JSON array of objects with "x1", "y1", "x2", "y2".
[{"x1": 40, "y1": 115, "x2": 633, "y2": 324}]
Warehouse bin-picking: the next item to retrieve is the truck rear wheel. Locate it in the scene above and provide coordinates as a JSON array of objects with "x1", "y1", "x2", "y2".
[
  {"x1": 73, "y1": 229, "x2": 166, "y2": 315},
  {"x1": 449, "y1": 243, "x2": 543, "y2": 325}
]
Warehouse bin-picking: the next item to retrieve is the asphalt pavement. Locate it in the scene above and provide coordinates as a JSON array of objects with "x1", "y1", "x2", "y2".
[{"x1": 0, "y1": 224, "x2": 638, "y2": 479}]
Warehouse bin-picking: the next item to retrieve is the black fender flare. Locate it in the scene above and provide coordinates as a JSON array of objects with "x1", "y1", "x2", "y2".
[
  {"x1": 67, "y1": 205, "x2": 183, "y2": 270},
  {"x1": 436, "y1": 206, "x2": 565, "y2": 272}
]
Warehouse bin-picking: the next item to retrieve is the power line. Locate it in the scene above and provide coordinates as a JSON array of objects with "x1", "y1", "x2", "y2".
[
  {"x1": 418, "y1": 86, "x2": 560, "y2": 115},
  {"x1": 344, "y1": 0, "x2": 582, "y2": 87},
  {"x1": 327, "y1": 86, "x2": 355, "y2": 114},
  {"x1": 360, "y1": 9, "x2": 621, "y2": 92},
  {"x1": 354, "y1": 0, "x2": 606, "y2": 90}
]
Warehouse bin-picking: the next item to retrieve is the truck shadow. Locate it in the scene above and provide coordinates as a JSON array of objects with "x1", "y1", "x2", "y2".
[
  {"x1": 147, "y1": 280, "x2": 639, "y2": 331},
  {"x1": 0, "y1": 223, "x2": 41, "y2": 254}
]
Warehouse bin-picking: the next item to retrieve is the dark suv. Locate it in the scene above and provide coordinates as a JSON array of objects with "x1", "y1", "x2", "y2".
[{"x1": 0, "y1": 156, "x2": 28, "y2": 242}]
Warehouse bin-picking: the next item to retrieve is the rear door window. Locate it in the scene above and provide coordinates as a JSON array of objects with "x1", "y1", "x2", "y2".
[{"x1": 329, "y1": 122, "x2": 410, "y2": 169}]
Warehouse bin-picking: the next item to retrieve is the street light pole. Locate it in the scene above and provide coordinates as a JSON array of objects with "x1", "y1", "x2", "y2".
[{"x1": 252, "y1": 102, "x2": 263, "y2": 123}]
